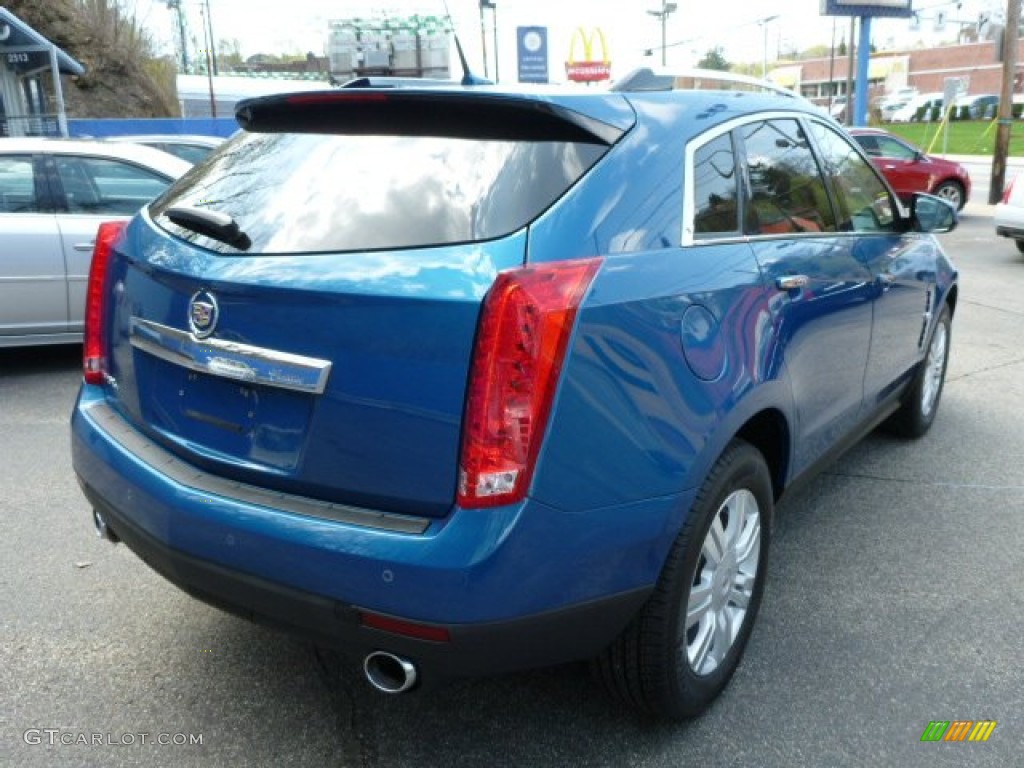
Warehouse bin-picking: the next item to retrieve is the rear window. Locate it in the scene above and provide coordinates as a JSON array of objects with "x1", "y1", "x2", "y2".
[{"x1": 150, "y1": 131, "x2": 605, "y2": 254}]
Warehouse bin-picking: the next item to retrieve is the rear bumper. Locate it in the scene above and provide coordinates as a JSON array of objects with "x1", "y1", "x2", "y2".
[
  {"x1": 81, "y1": 480, "x2": 649, "y2": 679},
  {"x1": 72, "y1": 389, "x2": 686, "y2": 679},
  {"x1": 994, "y1": 203, "x2": 1024, "y2": 239}
]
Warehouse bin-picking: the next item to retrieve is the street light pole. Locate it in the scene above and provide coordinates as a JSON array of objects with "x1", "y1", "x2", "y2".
[
  {"x1": 646, "y1": 2, "x2": 678, "y2": 67},
  {"x1": 758, "y1": 15, "x2": 779, "y2": 79},
  {"x1": 479, "y1": 0, "x2": 492, "y2": 78},
  {"x1": 165, "y1": 0, "x2": 188, "y2": 73},
  {"x1": 492, "y1": 2, "x2": 499, "y2": 83}
]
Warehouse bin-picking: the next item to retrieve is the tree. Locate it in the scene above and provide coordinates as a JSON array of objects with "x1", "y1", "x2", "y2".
[
  {"x1": 697, "y1": 46, "x2": 730, "y2": 71},
  {"x1": 218, "y1": 38, "x2": 244, "y2": 70}
]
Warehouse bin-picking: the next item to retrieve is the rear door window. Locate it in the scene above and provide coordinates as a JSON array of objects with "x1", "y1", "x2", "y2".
[
  {"x1": 55, "y1": 156, "x2": 173, "y2": 215},
  {"x1": 0, "y1": 155, "x2": 40, "y2": 213},
  {"x1": 150, "y1": 132, "x2": 606, "y2": 254},
  {"x1": 873, "y1": 136, "x2": 917, "y2": 160},
  {"x1": 739, "y1": 119, "x2": 836, "y2": 236},
  {"x1": 692, "y1": 133, "x2": 740, "y2": 238}
]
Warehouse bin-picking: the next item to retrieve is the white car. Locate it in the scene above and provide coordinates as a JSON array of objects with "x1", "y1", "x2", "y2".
[
  {"x1": 876, "y1": 87, "x2": 917, "y2": 121},
  {"x1": 889, "y1": 92, "x2": 944, "y2": 123},
  {"x1": 995, "y1": 173, "x2": 1024, "y2": 254},
  {"x1": 829, "y1": 95, "x2": 848, "y2": 120},
  {"x1": 0, "y1": 138, "x2": 191, "y2": 347},
  {"x1": 104, "y1": 134, "x2": 224, "y2": 164}
]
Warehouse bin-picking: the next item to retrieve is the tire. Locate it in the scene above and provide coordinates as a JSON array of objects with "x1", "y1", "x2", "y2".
[
  {"x1": 594, "y1": 440, "x2": 773, "y2": 720},
  {"x1": 932, "y1": 180, "x2": 965, "y2": 211},
  {"x1": 1015, "y1": 240, "x2": 1024, "y2": 255},
  {"x1": 885, "y1": 304, "x2": 952, "y2": 438}
]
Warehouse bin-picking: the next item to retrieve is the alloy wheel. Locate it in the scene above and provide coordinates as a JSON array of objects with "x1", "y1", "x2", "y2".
[{"x1": 682, "y1": 489, "x2": 762, "y2": 676}]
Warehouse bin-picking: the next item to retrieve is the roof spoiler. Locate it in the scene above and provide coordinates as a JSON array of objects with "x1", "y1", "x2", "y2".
[
  {"x1": 613, "y1": 67, "x2": 806, "y2": 101},
  {"x1": 234, "y1": 91, "x2": 627, "y2": 145}
]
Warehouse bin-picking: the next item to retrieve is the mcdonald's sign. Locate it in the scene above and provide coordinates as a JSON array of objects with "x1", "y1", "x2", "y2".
[{"x1": 565, "y1": 27, "x2": 611, "y2": 83}]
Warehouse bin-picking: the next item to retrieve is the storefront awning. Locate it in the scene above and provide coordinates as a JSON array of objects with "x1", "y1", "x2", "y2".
[{"x1": 0, "y1": 7, "x2": 85, "y2": 75}]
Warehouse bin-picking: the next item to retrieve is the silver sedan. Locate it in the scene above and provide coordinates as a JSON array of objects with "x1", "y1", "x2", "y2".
[{"x1": 0, "y1": 138, "x2": 191, "y2": 347}]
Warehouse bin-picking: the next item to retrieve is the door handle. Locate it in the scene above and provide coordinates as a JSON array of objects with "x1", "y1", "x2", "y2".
[
  {"x1": 73, "y1": 242, "x2": 96, "y2": 252},
  {"x1": 776, "y1": 275, "x2": 809, "y2": 291}
]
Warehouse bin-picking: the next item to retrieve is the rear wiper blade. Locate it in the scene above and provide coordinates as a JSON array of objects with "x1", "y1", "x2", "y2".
[{"x1": 165, "y1": 206, "x2": 251, "y2": 250}]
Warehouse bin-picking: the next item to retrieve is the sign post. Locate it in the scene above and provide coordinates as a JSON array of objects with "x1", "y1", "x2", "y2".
[{"x1": 820, "y1": 1, "x2": 914, "y2": 126}]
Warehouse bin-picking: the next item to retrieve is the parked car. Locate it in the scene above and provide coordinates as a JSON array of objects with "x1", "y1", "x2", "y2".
[
  {"x1": 104, "y1": 134, "x2": 224, "y2": 164},
  {"x1": 888, "y1": 92, "x2": 944, "y2": 122},
  {"x1": 829, "y1": 95, "x2": 848, "y2": 120},
  {"x1": 0, "y1": 138, "x2": 191, "y2": 347},
  {"x1": 71, "y1": 75, "x2": 958, "y2": 720},
  {"x1": 876, "y1": 87, "x2": 917, "y2": 121},
  {"x1": 994, "y1": 173, "x2": 1024, "y2": 253},
  {"x1": 953, "y1": 93, "x2": 998, "y2": 120},
  {"x1": 849, "y1": 127, "x2": 971, "y2": 210}
]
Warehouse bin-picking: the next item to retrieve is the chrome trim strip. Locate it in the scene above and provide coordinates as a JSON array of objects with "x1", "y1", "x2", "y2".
[
  {"x1": 85, "y1": 401, "x2": 430, "y2": 535},
  {"x1": 130, "y1": 317, "x2": 332, "y2": 395}
]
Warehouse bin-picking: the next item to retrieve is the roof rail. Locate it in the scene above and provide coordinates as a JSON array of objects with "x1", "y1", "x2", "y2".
[{"x1": 611, "y1": 67, "x2": 804, "y2": 101}]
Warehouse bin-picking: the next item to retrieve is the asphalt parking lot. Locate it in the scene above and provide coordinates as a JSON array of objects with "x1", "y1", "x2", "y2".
[{"x1": 2, "y1": 204, "x2": 1022, "y2": 768}]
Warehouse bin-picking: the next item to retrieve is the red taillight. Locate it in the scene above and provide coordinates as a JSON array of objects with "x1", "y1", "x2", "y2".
[
  {"x1": 285, "y1": 92, "x2": 388, "y2": 105},
  {"x1": 457, "y1": 258, "x2": 602, "y2": 509},
  {"x1": 360, "y1": 611, "x2": 451, "y2": 643},
  {"x1": 1002, "y1": 174, "x2": 1016, "y2": 205},
  {"x1": 82, "y1": 221, "x2": 128, "y2": 385}
]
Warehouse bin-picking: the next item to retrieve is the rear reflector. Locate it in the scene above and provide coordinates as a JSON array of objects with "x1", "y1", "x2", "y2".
[
  {"x1": 1002, "y1": 174, "x2": 1016, "y2": 205},
  {"x1": 285, "y1": 92, "x2": 389, "y2": 105},
  {"x1": 83, "y1": 221, "x2": 128, "y2": 385},
  {"x1": 457, "y1": 258, "x2": 602, "y2": 509},
  {"x1": 360, "y1": 611, "x2": 451, "y2": 643}
]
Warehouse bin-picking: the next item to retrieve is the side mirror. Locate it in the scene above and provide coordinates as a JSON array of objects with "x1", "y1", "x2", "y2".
[{"x1": 910, "y1": 193, "x2": 957, "y2": 234}]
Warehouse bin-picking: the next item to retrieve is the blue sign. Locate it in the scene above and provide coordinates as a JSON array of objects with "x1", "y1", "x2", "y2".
[
  {"x1": 517, "y1": 26, "x2": 549, "y2": 84},
  {"x1": 820, "y1": 0, "x2": 913, "y2": 18}
]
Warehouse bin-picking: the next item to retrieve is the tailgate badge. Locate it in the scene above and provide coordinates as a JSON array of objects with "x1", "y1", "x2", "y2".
[{"x1": 188, "y1": 290, "x2": 220, "y2": 339}]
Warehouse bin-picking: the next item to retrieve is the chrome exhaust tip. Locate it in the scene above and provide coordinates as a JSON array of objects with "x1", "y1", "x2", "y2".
[
  {"x1": 92, "y1": 509, "x2": 119, "y2": 543},
  {"x1": 363, "y1": 651, "x2": 418, "y2": 694}
]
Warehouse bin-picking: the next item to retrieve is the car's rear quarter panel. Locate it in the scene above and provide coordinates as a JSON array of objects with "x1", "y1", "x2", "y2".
[{"x1": 529, "y1": 98, "x2": 791, "y2": 518}]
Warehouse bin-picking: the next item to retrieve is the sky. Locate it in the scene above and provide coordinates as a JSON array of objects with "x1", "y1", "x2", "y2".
[{"x1": 127, "y1": 0, "x2": 1005, "y2": 81}]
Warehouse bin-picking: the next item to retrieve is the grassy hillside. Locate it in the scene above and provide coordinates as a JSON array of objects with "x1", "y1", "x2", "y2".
[{"x1": 880, "y1": 120, "x2": 1024, "y2": 157}]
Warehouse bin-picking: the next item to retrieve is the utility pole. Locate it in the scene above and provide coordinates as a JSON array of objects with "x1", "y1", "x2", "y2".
[
  {"x1": 646, "y1": 2, "x2": 678, "y2": 67},
  {"x1": 199, "y1": 1, "x2": 216, "y2": 117},
  {"x1": 204, "y1": 0, "x2": 218, "y2": 76},
  {"x1": 989, "y1": 0, "x2": 1019, "y2": 204}
]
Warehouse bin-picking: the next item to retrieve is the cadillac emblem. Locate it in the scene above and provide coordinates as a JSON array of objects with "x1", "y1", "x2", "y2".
[{"x1": 188, "y1": 290, "x2": 219, "y2": 338}]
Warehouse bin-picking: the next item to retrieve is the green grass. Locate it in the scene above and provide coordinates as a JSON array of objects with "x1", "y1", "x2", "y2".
[{"x1": 880, "y1": 120, "x2": 1024, "y2": 157}]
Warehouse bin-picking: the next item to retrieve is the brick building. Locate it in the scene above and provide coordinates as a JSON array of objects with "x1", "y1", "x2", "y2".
[{"x1": 769, "y1": 39, "x2": 1024, "y2": 106}]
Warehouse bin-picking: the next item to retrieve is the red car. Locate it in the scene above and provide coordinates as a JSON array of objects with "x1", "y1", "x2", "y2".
[{"x1": 849, "y1": 127, "x2": 970, "y2": 210}]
